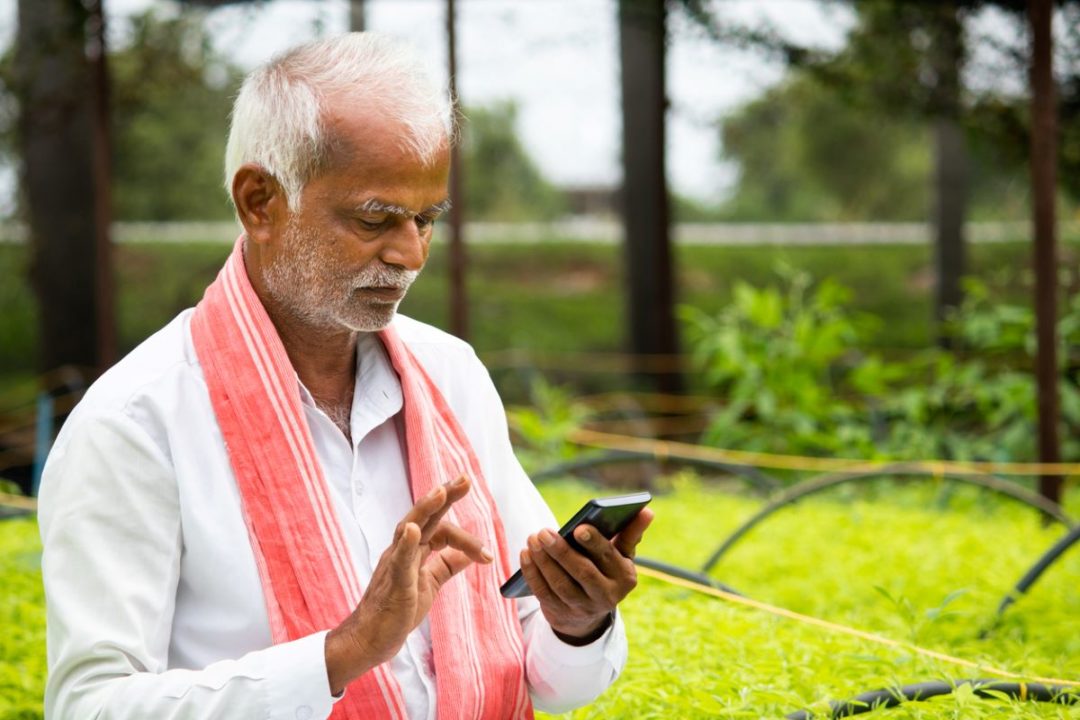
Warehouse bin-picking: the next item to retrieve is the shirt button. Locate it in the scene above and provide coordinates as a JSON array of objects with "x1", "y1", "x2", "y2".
[
  {"x1": 354, "y1": 482, "x2": 364, "y2": 496},
  {"x1": 295, "y1": 706, "x2": 313, "y2": 720}
]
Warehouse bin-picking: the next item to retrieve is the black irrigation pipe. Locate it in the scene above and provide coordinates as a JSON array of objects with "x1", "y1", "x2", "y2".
[
  {"x1": 785, "y1": 679, "x2": 1080, "y2": 718},
  {"x1": 701, "y1": 465, "x2": 1074, "y2": 574},
  {"x1": 0, "y1": 506, "x2": 33, "y2": 521},
  {"x1": 531, "y1": 450, "x2": 782, "y2": 496},
  {"x1": 633, "y1": 556, "x2": 744, "y2": 596},
  {"x1": 996, "y1": 521, "x2": 1080, "y2": 618}
]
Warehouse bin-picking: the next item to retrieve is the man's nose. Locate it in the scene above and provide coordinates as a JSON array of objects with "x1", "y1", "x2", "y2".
[{"x1": 378, "y1": 221, "x2": 428, "y2": 271}]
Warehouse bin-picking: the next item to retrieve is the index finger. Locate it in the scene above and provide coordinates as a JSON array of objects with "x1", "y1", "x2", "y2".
[{"x1": 612, "y1": 507, "x2": 654, "y2": 559}]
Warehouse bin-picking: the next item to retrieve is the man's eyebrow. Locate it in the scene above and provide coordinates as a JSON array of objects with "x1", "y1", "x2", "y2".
[
  {"x1": 355, "y1": 198, "x2": 453, "y2": 217},
  {"x1": 355, "y1": 198, "x2": 411, "y2": 216},
  {"x1": 425, "y1": 199, "x2": 453, "y2": 216}
]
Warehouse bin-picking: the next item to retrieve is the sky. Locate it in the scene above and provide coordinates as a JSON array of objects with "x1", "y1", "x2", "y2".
[{"x1": 0, "y1": 0, "x2": 855, "y2": 209}]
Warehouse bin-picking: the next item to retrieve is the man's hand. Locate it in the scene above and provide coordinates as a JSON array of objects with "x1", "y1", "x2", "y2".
[
  {"x1": 324, "y1": 476, "x2": 491, "y2": 695},
  {"x1": 518, "y1": 507, "x2": 654, "y2": 645}
]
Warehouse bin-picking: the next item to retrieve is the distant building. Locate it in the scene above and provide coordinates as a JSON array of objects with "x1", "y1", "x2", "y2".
[{"x1": 560, "y1": 184, "x2": 618, "y2": 218}]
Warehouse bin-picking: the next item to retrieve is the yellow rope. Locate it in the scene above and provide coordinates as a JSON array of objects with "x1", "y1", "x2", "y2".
[
  {"x1": 635, "y1": 565, "x2": 1080, "y2": 688},
  {"x1": 571, "y1": 428, "x2": 1080, "y2": 478}
]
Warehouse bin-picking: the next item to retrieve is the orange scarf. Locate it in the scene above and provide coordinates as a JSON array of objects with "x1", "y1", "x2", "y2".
[{"x1": 191, "y1": 239, "x2": 532, "y2": 719}]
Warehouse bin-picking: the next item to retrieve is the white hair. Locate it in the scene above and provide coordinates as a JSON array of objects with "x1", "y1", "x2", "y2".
[{"x1": 224, "y1": 33, "x2": 453, "y2": 210}]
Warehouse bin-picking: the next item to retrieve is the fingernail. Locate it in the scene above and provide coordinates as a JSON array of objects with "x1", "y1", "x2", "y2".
[
  {"x1": 452, "y1": 476, "x2": 467, "y2": 488},
  {"x1": 520, "y1": 550, "x2": 531, "y2": 566},
  {"x1": 528, "y1": 535, "x2": 541, "y2": 552},
  {"x1": 579, "y1": 528, "x2": 592, "y2": 542},
  {"x1": 481, "y1": 547, "x2": 494, "y2": 562},
  {"x1": 541, "y1": 530, "x2": 557, "y2": 547}
]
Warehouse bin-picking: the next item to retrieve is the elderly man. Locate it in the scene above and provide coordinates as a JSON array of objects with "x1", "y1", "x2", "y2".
[{"x1": 39, "y1": 32, "x2": 652, "y2": 720}]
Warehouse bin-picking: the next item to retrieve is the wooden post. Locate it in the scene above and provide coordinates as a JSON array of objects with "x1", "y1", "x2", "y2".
[
  {"x1": 349, "y1": 0, "x2": 365, "y2": 32},
  {"x1": 446, "y1": 0, "x2": 469, "y2": 340},
  {"x1": 619, "y1": 0, "x2": 680, "y2": 392},
  {"x1": 1029, "y1": 0, "x2": 1062, "y2": 505},
  {"x1": 929, "y1": 2, "x2": 968, "y2": 349}
]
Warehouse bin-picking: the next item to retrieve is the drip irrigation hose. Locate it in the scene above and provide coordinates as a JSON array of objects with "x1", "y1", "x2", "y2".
[
  {"x1": 0, "y1": 506, "x2": 32, "y2": 521},
  {"x1": 530, "y1": 450, "x2": 781, "y2": 495},
  {"x1": 0, "y1": 491, "x2": 35, "y2": 520},
  {"x1": 785, "y1": 679, "x2": 1080, "y2": 718},
  {"x1": 701, "y1": 465, "x2": 1073, "y2": 573},
  {"x1": 996, "y1": 521, "x2": 1080, "y2": 618},
  {"x1": 633, "y1": 556, "x2": 743, "y2": 596}
]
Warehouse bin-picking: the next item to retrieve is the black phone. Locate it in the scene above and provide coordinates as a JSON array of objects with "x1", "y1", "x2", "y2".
[{"x1": 499, "y1": 491, "x2": 652, "y2": 599}]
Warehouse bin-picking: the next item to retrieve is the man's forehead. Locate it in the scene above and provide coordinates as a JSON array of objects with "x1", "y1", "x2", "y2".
[{"x1": 324, "y1": 96, "x2": 447, "y2": 159}]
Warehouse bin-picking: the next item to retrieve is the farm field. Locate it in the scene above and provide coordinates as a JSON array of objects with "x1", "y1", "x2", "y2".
[{"x1": 2, "y1": 478, "x2": 1077, "y2": 719}]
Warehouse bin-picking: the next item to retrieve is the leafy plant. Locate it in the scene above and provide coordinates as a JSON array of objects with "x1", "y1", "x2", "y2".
[
  {"x1": 683, "y1": 271, "x2": 1080, "y2": 464},
  {"x1": 505, "y1": 377, "x2": 591, "y2": 474},
  {"x1": 681, "y1": 265, "x2": 882, "y2": 457}
]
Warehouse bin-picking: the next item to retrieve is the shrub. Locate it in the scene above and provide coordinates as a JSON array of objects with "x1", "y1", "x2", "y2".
[{"x1": 683, "y1": 271, "x2": 1080, "y2": 464}]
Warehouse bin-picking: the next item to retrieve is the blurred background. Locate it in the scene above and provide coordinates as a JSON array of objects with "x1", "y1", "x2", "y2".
[
  {"x1": 1, "y1": 2, "x2": 1079, "y2": 717},
  {"x1": 3, "y1": 0, "x2": 1080, "y2": 486}
]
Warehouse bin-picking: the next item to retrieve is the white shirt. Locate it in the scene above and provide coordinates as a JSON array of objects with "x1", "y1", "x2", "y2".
[{"x1": 38, "y1": 311, "x2": 626, "y2": 720}]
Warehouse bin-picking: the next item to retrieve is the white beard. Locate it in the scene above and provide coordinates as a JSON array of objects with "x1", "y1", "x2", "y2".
[{"x1": 262, "y1": 221, "x2": 419, "y2": 332}]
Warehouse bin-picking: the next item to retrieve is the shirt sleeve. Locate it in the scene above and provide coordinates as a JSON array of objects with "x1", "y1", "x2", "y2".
[
  {"x1": 520, "y1": 604, "x2": 627, "y2": 713},
  {"x1": 455, "y1": 352, "x2": 629, "y2": 713},
  {"x1": 39, "y1": 410, "x2": 340, "y2": 720}
]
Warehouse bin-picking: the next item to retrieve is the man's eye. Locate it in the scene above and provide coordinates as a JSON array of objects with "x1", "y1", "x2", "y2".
[
  {"x1": 357, "y1": 217, "x2": 384, "y2": 231},
  {"x1": 415, "y1": 215, "x2": 437, "y2": 230}
]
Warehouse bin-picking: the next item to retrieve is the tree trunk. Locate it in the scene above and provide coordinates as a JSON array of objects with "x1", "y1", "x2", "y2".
[
  {"x1": 1029, "y1": 0, "x2": 1061, "y2": 506},
  {"x1": 16, "y1": 0, "x2": 114, "y2": 376},
  {"x1": 618, "y1": 0, "x2": 680, "y2": 393},
  {"x1": 928, "y1": 3, "x2": 968, "y2": 348}
]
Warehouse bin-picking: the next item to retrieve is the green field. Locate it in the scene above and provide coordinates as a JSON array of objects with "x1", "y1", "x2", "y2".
[
  {"x1": 540, "y1": 479, "x2": 1079, "y2": 718},
  {"x1": 2, "y1": 478, "x2": 1077, "y2": 718}
]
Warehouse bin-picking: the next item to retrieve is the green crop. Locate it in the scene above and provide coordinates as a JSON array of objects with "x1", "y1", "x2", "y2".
[
  {"x1": 536, "y1": 477, "x2": 1079, "y2": 719},
  {"x1": 1, "y1": 477, "x2": 1077, "y2": 719},
  {"x1": 0, "y1": 518, "x2": 45, "y2": 720}
]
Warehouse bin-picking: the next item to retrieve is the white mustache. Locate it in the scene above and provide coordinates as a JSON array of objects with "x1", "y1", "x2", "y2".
[{"x1": 353, "y1": 265, "x2": 418, "y2": 290}]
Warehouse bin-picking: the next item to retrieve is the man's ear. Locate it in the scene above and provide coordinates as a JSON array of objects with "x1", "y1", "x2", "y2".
[{"x1": 231, "y1": 164, "x2": 289, "y2": 245}]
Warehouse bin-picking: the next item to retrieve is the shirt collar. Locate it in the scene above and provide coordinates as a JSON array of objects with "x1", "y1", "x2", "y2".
[{"x1": 295, "y1": 332, "x2": 404, "y2": 446}]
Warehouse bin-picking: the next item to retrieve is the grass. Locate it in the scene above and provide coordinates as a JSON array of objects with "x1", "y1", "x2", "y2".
[{"x1": 2, "y1": 478, "x2": 1077, "y2": 718}]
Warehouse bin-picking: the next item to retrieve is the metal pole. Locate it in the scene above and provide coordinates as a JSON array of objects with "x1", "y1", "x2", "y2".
[
  {"x1": 31, "y1": 391, "x2": 55, "y2": 497},
  {"x1": 1029, "y1": 0, "x2": 1061, "y2": 505},
  {"x1": 446, "y1": 0, "x2": 469, "y2": 340}
]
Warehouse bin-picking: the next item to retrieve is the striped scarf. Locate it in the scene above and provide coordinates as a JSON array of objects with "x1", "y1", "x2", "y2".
[{"x1": 190, "y1": 239, "x2": 533, "y2": 719}]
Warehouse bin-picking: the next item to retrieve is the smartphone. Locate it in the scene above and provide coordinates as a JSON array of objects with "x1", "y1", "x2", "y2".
[{"x1": 500, "y1": 491, "x2": 652, "y2": 599}]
